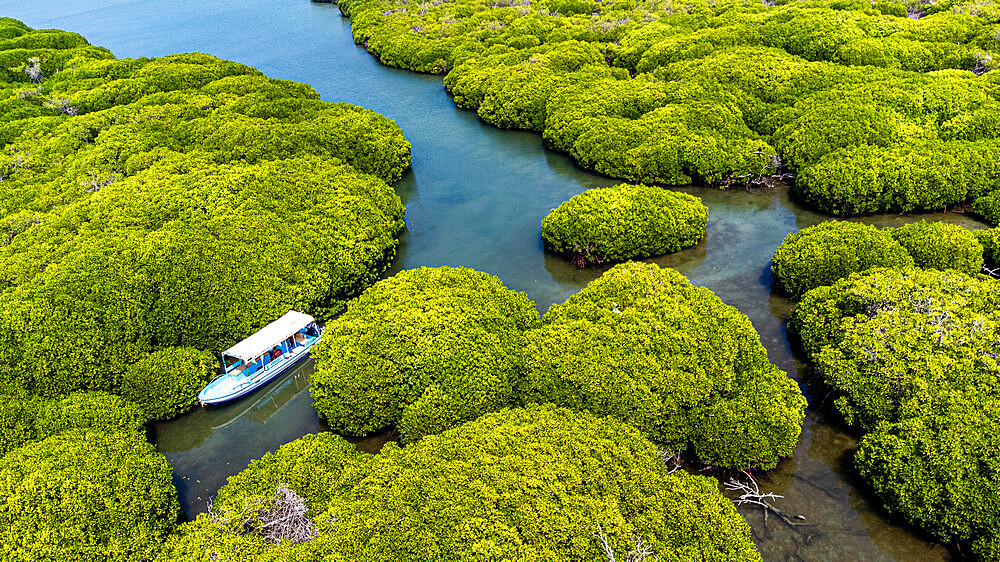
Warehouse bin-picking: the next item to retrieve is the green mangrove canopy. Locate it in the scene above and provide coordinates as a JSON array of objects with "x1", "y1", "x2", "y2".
[
  {"x1": 523, "y1": 261, "x2": 806, "y2": 469},
  {"x1": 310, "y1": 266, "x2": 539, "y2": 443},
  {"x1": 160, "y1": 405, "x2": 761, "y2": 561},
  {"x1": 0, "y1": 19, "x2": 410, "y2": 420},
  {"x1": 790, "y1": 267, "x2": 1000, "y2": 557},
  {"x1": 541, "y1": 183, "x2": 708, "y2": 265},
  {"x1": 0, "y1": 429, "x2": 180, "y2": 562},
  {"x1": 338, "y1": 0, "x2": 1000, "y2": 214}
]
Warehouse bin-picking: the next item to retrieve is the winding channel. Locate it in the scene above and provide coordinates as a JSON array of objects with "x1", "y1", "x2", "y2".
[{"x1": 1, "y1": 0, "x2": 986, "y2": 559}]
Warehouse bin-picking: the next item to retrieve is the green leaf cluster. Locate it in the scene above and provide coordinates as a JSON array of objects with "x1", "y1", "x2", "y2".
[
  {"x1": 973, "y1": 190, "x2": 1000, "y2": 225},
  {"x1": 976, "y1": 228, "x2": 1000, "y2": 266},
  {"x1": 0, "y1": 156, "x2": 405, "y2": 400},
  {"x1": 790, "y1": 268, "x2": 1000, "y2": 426},
  {"x1": 855, "y1": 391, "x2": 1000, "y2": 560},
  {"x1": 0, "y1": 22, "x2": 409, "y2": 425},
  {"x1": 313, "y1": 263, "x2": 803, "y2": 472},
  {"x1": 0, "y1": 22, "x2": 415, "y2": 559},
  {"x1": 523, "y1": 262, "x2": 806, "y2": 469},
  {"x1": 0, "y1": 429, "x2": 180, "y2": 562},
  {"x1": 789, "y1": 267, "x2": 1000, "y2": 556},
  {"x1": 336, "y1": 0, "x2": 1000, "y2": 211},
  {"x1": 771, "y1": 220, "x2": 914, "y2": 295},
  {"x1": 889, "y1": 219, "x2": 984, "y2": 274},
  {"x1": 309, "y1": 266, "x2": 540, "y2": 443},
  {"x1": 160, "y1": 405, "x2": 761, "y2": 561},
  {"x1": 541, "y1": 183, "x2": 707, "y2": 264},
  {"x1": 771, "y1": 219, "x2": 986, "y2": 295},
  {"x1": 119, "y1": 347, "x2": 218, "y2": 421},
  {"x1": 213, "y1": 433, "x2": 371, "y2": 517},
  {"x1": 0, "y1": 389, "x2": 145, "y2": 457}
]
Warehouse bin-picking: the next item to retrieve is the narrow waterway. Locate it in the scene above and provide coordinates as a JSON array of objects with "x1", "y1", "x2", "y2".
[{"x1": 2, "y1": 1, "x2": 987, "y2": 559}]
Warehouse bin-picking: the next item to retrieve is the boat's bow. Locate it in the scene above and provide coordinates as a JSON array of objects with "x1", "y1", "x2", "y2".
[{"x1": 198, "y1": 374, "x2": 242, "y2": 405}]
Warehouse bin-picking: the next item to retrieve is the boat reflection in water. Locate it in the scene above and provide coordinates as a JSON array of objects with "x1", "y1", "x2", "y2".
[
  {"x1": 153, "y1": 356, "x2": 398, "y2": 519},
  {"x1": 153, "y1": 358, "x2": 320, "y2": 518}
]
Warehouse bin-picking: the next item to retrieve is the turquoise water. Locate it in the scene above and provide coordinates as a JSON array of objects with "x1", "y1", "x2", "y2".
[{"x1": 1, "y1": 1, "x2": 985, "y2": 559}]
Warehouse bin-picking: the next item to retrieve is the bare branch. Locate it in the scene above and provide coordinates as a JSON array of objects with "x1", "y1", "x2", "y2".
[
  {"x1": 80, "y1": 171, "x2": 117, "y2": 193},
  {"x1": 594, "y1": 524, "x2": 661, "y2": 562},
  {"x1": 724, "y1": 470, "x2": 807, "y2": 528},
  {"x1": 595, "y1": 524, "x2": 616, "y2": 562},
  {"x1": 43, "y1": 97, "x2": 79, "y2": 116},
  {"x1": 24, "y1": 57, "x2": 42, "y2": 83},
  {"x1": 207, "y1": 484, "x2": 318, "y2": 545},
  {"x1": 658, "y1": 449, "x2": 682, "y2": 474},
  {"x1": 973, "y1": 50, "x2": 994, "y2": 76}
]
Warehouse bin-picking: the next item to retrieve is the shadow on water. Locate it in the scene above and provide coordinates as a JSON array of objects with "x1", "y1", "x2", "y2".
[
  {"x1": 152, "y1": 360, "x2": 319, "y2": 517},
  {"x1": 0, "y1": 0, "x2": 985, "y2": 558},
  {"x1": 150, "y1": 359, "x2": 391, "y2": 518}
]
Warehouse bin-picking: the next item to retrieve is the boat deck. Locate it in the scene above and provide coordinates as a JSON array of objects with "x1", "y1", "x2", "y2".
[{"x1": 199, "y1": 329, "x2": 321, "y2": 405}]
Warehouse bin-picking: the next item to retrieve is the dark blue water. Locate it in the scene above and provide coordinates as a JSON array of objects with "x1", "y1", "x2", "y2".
[{"x1": 1, "y1": 1, "x2": 984, "y2": 559}]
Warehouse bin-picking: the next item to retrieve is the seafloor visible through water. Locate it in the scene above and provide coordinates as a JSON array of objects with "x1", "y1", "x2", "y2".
[{"x1": 0, "y1": 1, "x2": 986, "y2": 559}]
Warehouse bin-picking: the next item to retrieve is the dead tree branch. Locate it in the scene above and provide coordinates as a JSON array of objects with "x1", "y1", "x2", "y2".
[
  {"x1": 43, "y1": 97, "x2": 79, "y2": 116},
  {"x1": 24, "y1": 57, "x2": 42, "y2": 83},
  {"x1": 594, "y1": 524, "x2": 661, "y2": 562},
  {"x1": 658, "y1": 449, "x2": 682, "y2": 474},
  {"x1": 724, "y1": 470, "x2": 807, "y2": 528},
  {"x1": 207, "y1": 484, "x2": 318, "y2": 545}
]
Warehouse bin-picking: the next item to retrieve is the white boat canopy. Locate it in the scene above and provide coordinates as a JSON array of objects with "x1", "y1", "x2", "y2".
[{"x1": 223, "y1": 310, "x2": 314, "y2": 363}]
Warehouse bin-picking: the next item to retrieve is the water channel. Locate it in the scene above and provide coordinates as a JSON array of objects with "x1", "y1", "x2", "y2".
[{"x1": 2, "y1": 1, "x2": 988, "y2": 559}]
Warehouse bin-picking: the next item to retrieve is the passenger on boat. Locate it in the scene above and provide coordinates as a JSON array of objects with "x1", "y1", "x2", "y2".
[{"x1": 270, "y1": 346, "x2": 281, "y2": 360}]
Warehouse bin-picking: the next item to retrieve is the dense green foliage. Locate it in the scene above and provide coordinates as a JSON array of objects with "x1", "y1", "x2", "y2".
[
  {"x1": 1, "y1": 157, "x2": 405, "y2": 399},
  {"x1": 158, "y1": 432, "x2": 372, "y2": 561},
  {"x1": 973, "y1": 190, "x2": 1000, "y2": 225},
  {"x1": 523, "y1": 262, "x2": 805, "y2": 469},
  {"x1": 310, "y1": 267, "x2": 539, "y2": 443},
  {"x1": 0, "y1": 389, "x2": 144, "y2": 457},
  {"x1": 0, "y1": 21, "x2": 409, "y2": 419},
  {"x1": 161, "y1": 405, "x2": 760, "y2": 561},
  {"x1": 771, "y1": 219, "x2": 989, "y2": 294},
  {"x1": 889, "y1": 219, "x2": 984, "y2": 273},
  {"x1": 0, "y1": 388, "x2": 40, "y2": 457},
  {"x1": 790, "y1": 268, "x2": 1000, "y2": 556},
  {"x1": 213, "y1": 433, "x2": 370, "y2": 516},
  {"x1": 790, "y1": 268, "x2": 1000, "y2": 429},
  {"x1": 771, "y1": 220, "x2": 913, "y2": 295},
  {"x1": 541, "y1": 184, "x2": 707, "y2": 264},
  {"x1": 158, "y1": 522, "x2": 272, "y2": 562},
  {"x1": 856, "y1": 392, "x2": 1000, "y2": 559},
  {"x1": 338, "y1": 0, "x2": 1000, "y2": 213},
  {"x1": 0, "y1": 21, "x2": 418, "y2": 560},
  {"x1": 977, "y1": 228, "x2": 1000, "y2": 266},
  {"x1": 33, "y1": 391, "x2": 145, "y2": 439},
  {"x1": 119, "y1": 348, "x2": 218, "y2": 421},
  {"x1": 0, "y1": 429, "x2": 180, "y2": 562}
]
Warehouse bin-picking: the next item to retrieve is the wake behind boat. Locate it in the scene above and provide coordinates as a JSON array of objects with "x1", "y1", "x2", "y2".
[{"x1": 198, "y1": 310, "x2": 323, "y2": 406}]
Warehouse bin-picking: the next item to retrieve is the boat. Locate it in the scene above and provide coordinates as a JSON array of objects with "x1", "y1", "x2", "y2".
[{"x1": 198, "y1": 310, "x2": 323, "y2": 405}]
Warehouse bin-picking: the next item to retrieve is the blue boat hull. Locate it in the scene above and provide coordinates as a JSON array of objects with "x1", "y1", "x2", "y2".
[{"x1": 198, "y1": 336, "x2": 320, "y2": 405}]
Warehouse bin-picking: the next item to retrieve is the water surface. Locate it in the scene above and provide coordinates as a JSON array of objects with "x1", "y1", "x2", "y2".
[{"x1": 1, "y1": 1, "x2": 987, "y2": 559}]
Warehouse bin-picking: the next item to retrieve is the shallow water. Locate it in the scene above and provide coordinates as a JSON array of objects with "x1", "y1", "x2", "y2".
[{"x1": 1, "y1": 1, "x2": 988, "y2": 559}]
